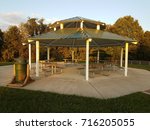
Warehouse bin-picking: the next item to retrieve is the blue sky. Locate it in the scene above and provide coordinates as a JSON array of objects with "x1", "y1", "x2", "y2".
[{"x1": 0, "y1": 0, "x2": 149, "y2": 31}]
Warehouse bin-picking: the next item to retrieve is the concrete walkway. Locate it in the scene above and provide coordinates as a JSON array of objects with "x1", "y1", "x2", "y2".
[
  {"x1": 0, "y1": 65, "x2": 14, "y2": 86},
  {"x1": 0, "y1": 64, "x2": 150, "y2": 99}
]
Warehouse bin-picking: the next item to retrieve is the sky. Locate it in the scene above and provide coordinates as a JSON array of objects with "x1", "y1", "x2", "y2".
[{"x1": 0, "y1": 0, "x2": 150, "y2": 31}]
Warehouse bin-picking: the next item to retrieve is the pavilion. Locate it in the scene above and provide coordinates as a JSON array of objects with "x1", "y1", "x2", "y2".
[{"x1": 28, "y1": 16, "x2": 137, "y2": 81}]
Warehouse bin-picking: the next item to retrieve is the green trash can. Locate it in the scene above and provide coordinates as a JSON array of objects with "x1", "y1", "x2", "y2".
[{"x1": 15, "y1": 58, "x2": 27, "y2": 83}]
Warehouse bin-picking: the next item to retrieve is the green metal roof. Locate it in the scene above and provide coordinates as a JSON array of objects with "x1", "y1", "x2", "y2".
[
  {"x1": 54, "y1": 16, "x2": 104, "y2": 25},
  {"x1": 50, "y1": 17, "x2": 106, "y2": 29},
  {"x1": 28, "y1": 28, "x2": 136, "y2": 47}
]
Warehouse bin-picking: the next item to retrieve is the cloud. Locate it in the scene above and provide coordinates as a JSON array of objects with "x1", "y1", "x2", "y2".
[
  {"x1": 0, "y1": 12, "x2": 27, "y2": 31},
  {"x1": 43, "y1": 18, "x2": 56, "y2": 24},
  {"x1": 0, "y1": 22, "x2": 9, "y2": 31},
  {"x1": 0, "y1": 12, "x2": 58, "y2": 31}
]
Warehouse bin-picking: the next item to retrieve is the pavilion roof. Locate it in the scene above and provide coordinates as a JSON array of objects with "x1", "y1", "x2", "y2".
[{"x1": 28, "y1": 28, "x2": 136, "y2": 47}]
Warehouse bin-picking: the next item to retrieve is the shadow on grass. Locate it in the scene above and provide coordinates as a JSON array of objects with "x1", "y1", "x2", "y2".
[{"x1": 0, "y1": 87, "x2": 150, "y2": 113}]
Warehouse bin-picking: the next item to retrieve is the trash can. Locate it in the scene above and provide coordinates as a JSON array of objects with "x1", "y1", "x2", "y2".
[{"x1": 15, "y1": 58, "x2": 27, "y2": 83}]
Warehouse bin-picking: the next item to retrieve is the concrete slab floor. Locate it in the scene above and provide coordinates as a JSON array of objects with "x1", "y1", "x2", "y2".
[{"x1": 0, "y1": 64, "x2": 150, "y2": 99}]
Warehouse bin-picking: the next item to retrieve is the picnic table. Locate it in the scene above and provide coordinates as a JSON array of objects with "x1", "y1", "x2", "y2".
[
  {"x1": 63, "y1": 59, "x2": 78, "y2": 63},
  {"x1": 40, "y1": 61, "x2": 57, "y2": 74}
]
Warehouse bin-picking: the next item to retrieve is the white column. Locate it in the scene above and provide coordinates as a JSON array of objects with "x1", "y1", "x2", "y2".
[
  {"x1": 80, "y1": 21, "x2": 84, "y2": 30},
  {"x1": 97, "y1": 25, "x2": 100, "y2": 30},
  {"x1": 47, "y1": 47, "x2": 50, "y2": 61},
  {"x1": 120, "y1": 47, "x2": 123, "y2": 67},
  {"x1": 60, "y1": 23, "x2": 63, "y2": 29},
  {"x1": 86, "y1": 39, "x2": 92, "y2": 81},
  {"x1": 72, "y1": 50, "x2": 74, "y2": 62},
  {"x1": 97, "y1": 49, "x2": 100, "y2": 63},
  {"x1": 36, "y1": 41, "x2": 40, "y2": 77},
  {"x1": 125, "y1": 43, "x2": 129, "y2": 77},
  {"x1": 28, "y1": 43, "x2": 32, "y2": 71},
  {"x1": 13, "y1": 64, "x2": 15, "y2": 76}
]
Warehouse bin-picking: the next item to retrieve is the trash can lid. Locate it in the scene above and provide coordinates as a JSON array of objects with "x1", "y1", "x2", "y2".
[{"x1": 15, "y1": 57, "x2": 27, "y2": 64}]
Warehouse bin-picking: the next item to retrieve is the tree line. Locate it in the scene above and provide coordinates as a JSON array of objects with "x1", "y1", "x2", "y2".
[{"x1": 0, "y1": 16, "x2": 150, "y2": 62}]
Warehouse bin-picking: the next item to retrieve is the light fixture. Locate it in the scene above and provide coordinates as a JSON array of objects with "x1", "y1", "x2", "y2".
[
  {"x1": 28, "y1": 40, "x2": 34, "y2": 43},
  {"x1": 22, "y1": 43, "x2": 27, "y2": 46},
  {"x1": 88, "y1": 38, "x2": 92, "y2": 42},
  {"x1": 132, "y1": 41, "x2": 138, "y2": 44}
]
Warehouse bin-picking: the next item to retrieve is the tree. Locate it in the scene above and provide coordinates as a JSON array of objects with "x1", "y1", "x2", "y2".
[
  {"x1": 108, "y1": 16, "x2": 144, "y2": 41},
  {"x1": 2, "y1": 26, "x2": 23, "y2": 61},
  {"x1": 37, "y1": 18, "x2": 48, "y2": 33},
  {"x1": 1, "y1": 17, "x2": 51, "y2": 61},
  {"x1": 107, "y1": 16, "x2": 144, "y2": 60},
  {"x1": 143, "y1": 31, "x2": 150, "y2": 47},
  {"x1": 22, "y1": 18, "x2": 39, "y2": 36},
  {"x1": 19, "y1": 18, "x2": 49, "y2": 61},
  {"x1": 137, "y1": 31, "x2": 150, "y2": 60},
  {"x1": 19, "y1": 18, "x2": 39, "y2": 60},
  {"x1": 0, "y1": 29, "x2": 3, "y2": 44},
  {"x1": 0, "y1": 29, "x2": 4, "y2": 61}
]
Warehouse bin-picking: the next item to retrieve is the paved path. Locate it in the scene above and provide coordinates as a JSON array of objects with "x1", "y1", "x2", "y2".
[
  {"x1": 0, "y1": 65, "x2": 14, "y2": 86},
  {"x1": 0, "y1": 64, "x2": 150, "y2": 99}
]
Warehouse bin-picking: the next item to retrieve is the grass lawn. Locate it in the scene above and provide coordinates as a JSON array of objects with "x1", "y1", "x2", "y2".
[
  {"x1": 0, "y1": 87, "x2": 150, "y2": 113},
  {"x1": 129, "y1": 64, "x2": 150, "y2": 71}
]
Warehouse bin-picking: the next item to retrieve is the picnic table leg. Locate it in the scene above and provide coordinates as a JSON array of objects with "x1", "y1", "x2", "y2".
[
  {"x1": 51, "y1": 66, "x2": 53, "y2": 74},
  {"x1": 54, "y1": 66, "x2": 56, "y2": 73}
]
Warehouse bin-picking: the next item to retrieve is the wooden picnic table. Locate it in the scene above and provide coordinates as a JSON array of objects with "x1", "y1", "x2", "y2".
[
  {"x1": 40, "y1": 61, "x2": 57, "y2": 74},
  {"x1": 63, "y1": 59, "x2": 78, "y2": 63}
]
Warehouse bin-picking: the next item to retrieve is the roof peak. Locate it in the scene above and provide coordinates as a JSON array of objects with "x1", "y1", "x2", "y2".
[{"x1": 56, "y1": 16, "x2": 105, "y2": 25}]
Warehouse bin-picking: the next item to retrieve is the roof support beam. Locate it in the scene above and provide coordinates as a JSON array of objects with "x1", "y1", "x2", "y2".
[
  {"x1": 125, "y1": 43, "x2": 128, "y2": 76},
  {"x1": 97, "y1": 49, "x2": 100, "y2": 63},
  {"x1": 80, "y1": 21, "x2": 84, "y2": 30},
  {"x1": 71, "y1": 50, "x2": 75, "y2": 63},
  {"x1": 36, "y1": 41, "x2": 40, "y2": 77},
  {"x1": 86, "y1": 38, "x2": 92, "y2": 81},
  {"x1": 97, "y1": 25, "x2": 100, "y2": 30},
  {"x1": 54, "y1": 27, "x2": 56, "y2": 31},
  {"x1": 60, "y1": 23, "x2": 64, "y2": 29},
  {"x1": 47, "y1": 47, "x2": 50, "y2": 61},
  {"x1": 28, "y1": 43, "x2": 32, "y2": 71},
  {"x1": 120, "y1": 47, "x2": 124, "y2": 68}
]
